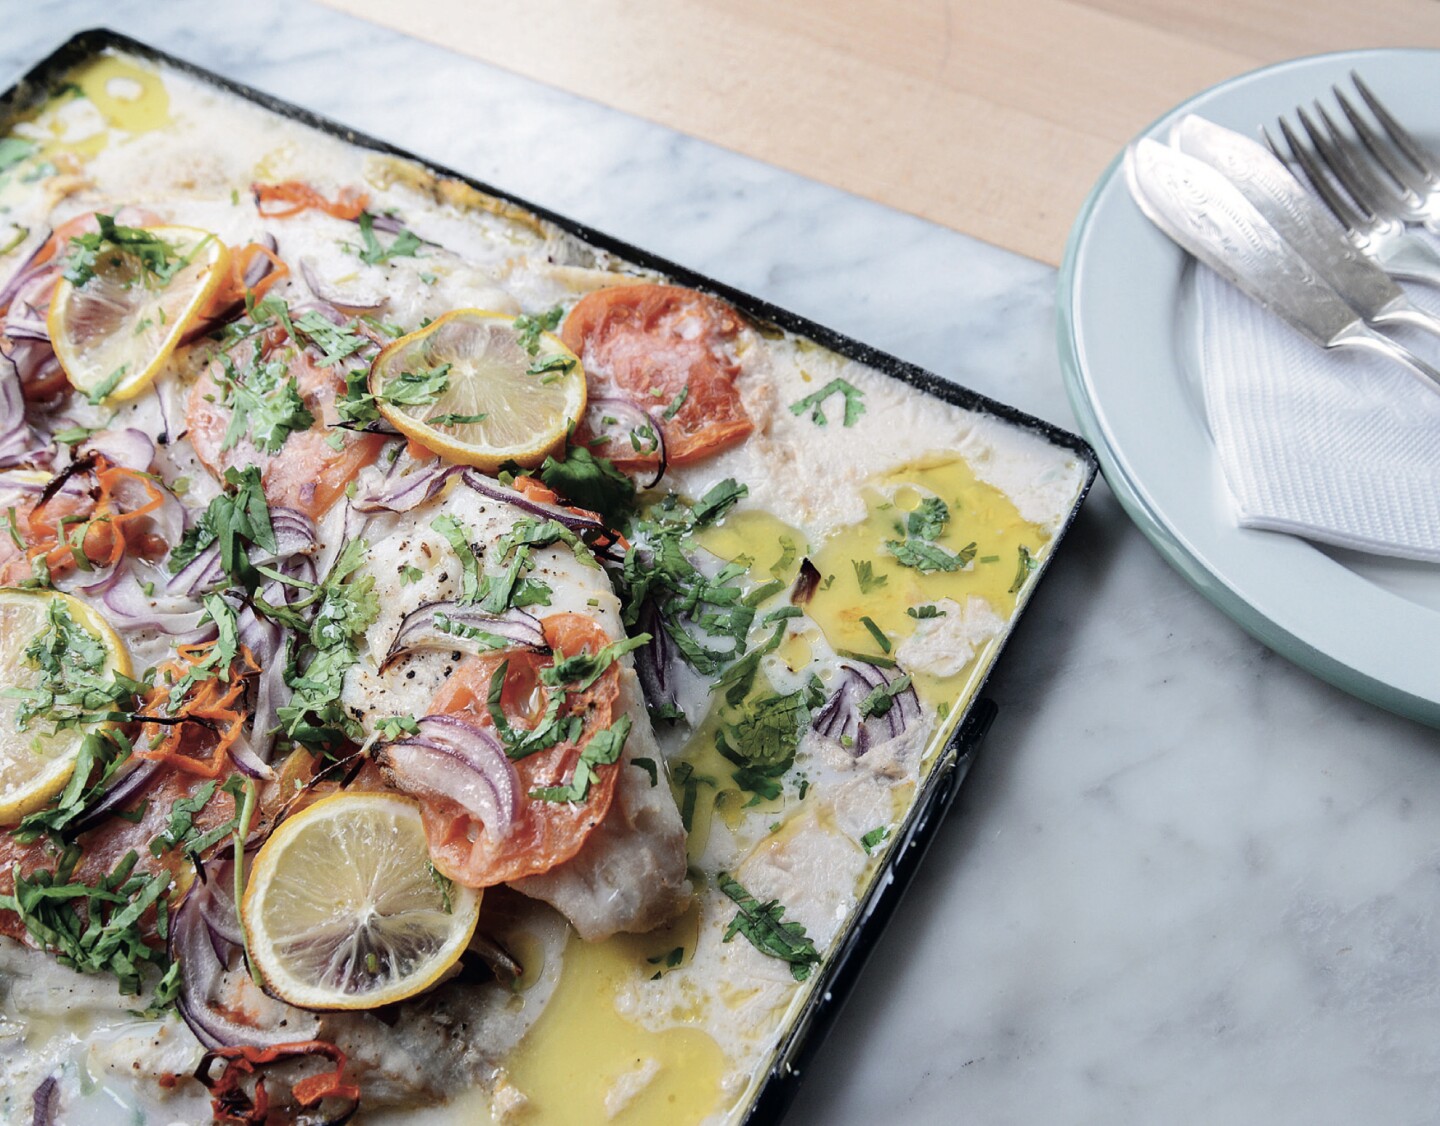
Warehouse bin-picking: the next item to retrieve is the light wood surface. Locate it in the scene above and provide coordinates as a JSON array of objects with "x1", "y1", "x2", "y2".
[{"x1": 320, "y1": 0, "x2": 1440, "y2": 265}]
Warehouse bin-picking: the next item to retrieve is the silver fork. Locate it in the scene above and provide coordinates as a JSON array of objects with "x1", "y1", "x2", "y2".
[{"x1": 1266, "y1": 78, "x2": 1440, "y2": 288}]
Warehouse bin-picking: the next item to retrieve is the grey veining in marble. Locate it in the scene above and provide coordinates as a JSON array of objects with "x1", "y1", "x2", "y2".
[{"x1": 4, "y1": 3, "x2": 1439, "y2": 1124}]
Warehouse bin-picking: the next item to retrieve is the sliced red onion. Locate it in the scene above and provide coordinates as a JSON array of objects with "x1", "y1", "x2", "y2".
[
  {"x1": 79, "y1": 428, "x2": 155, "y2": 472},
  {"x1": 634, "y1": 600, "x2": 679, "y2": 716},
  {"x1": 5, "y1": 301, "x2": 49, "y2": 341},
  {"x1": 582, "y1": 396, "x2": 667, "y2": 489},
  {"x1": 812, "y1": 661, "x2": 920, "y2": 756},
  {"x1": 264, "y1": 507, "x2": 319, "y2": 564},
  {"x1": 361, "y1": 212, "x2": 405, "y2": 235},
  {"x1": 0, "y1": 232, "x2": 52, "y2": 313},
  {"x1": 791, "y1": 558, "x2": 821, "y2": 605},
  {"x1": 6, "y1": 337, "x2": 62, "y2": 401},
  {"x1": 70, "y1": 759, "x2": 163, "y2": 835},
  {"x1": 171, "y1": 883, "x2": 321, "y2": 1050},
  {"x1": 0, "y1": 350, "x2": 40, "y2": 466},
  {"x1": 30, "y1": 1074, "x2": 57, "y2": 1126},
  {"x1": 460, "y1": 468, "x2": 607, "y2": 537},
  {"x1": 351, "y1": 458, "x2": 458, "y2": 513},
  {"x1": 243, "y1": 233, "x2": 279, "y2": 289},
  {"x1": 299, "y1": 257, "x2": 387, "y2": 314},
  {"x1": 101, "y1": 571, "x2": 209, "y2": 633},
  {"x1": 238, "y1": 601, "x2": 291, "y2": 767},
  {"x1": 384, "y1": 601, "x2": 544, "y2": 669},
  {"x1": 379, "y1": 714, "x2": 519, "y2": 839},
  {"x1": 166, "y1": 542, "x2": 225, "y2": 597},
  {"x1": 226, "y1": 730, "x2": 276, "y2": 781}
]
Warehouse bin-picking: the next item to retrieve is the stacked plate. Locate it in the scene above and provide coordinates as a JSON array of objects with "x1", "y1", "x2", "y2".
[{"x1": 1059, "y1": 48, "x2": 1440, "y2": 728}]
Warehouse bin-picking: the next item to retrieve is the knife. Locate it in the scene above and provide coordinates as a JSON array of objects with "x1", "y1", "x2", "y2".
[
  {"x1": 1124, "y1": 138, "x2": 1440, "y2": 394},
  {"x1": 1169, "y1": 114, "x2": 1440, "y2": 340}
]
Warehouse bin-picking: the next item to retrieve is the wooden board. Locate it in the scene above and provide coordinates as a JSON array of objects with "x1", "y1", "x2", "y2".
[{"x1": 320, "y1": 0, "x2": 1440, "y2": 264}]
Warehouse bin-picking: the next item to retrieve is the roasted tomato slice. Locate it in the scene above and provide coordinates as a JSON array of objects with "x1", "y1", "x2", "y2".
[
  {"x1": 562, "y1": 284, "x2": 752, "y2": 470},
  {"x1": 417, "y1": 613, "x2": 626, "y2": 888},
  {"x1": 186, "y1": 334, "x2": 384, "y2": 521}
]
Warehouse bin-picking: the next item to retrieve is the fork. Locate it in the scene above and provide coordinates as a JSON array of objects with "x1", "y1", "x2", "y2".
[{"x1": 1266, "y1": 75, "x2": 1440, "y2": 288}]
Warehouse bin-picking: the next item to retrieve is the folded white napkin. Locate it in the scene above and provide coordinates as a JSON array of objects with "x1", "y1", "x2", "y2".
[{"x1": 1196, "y1": 261, "x2": 1440, "y2": 562}]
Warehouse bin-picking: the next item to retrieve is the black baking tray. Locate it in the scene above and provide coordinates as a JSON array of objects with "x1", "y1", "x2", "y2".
[{"x1": 0, "y1": 28, "x2": 1099, "y2": 1125}]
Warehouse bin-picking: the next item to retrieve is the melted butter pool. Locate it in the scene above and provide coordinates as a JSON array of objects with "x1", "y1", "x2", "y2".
[
  {"x1": 503, "y1": 911, "x2": 728, "y2": 1126},
  {"x1": 806, "y1": 453, "x2": 1050, "y2": 709},
  {"x1": 18, "y1": 54, "x2": 171, "y2": 159}
]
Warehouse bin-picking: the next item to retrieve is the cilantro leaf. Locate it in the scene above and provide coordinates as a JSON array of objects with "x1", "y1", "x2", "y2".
[
  {"x1": 62, "y1": 214, "x2": 187, "y2": 288},
  {"x1": 860, "y1": 826, "x2": 891, "y2": 854},
  {"x1": 884, "y1": 537, "x2": 974, "y2": 574},
  {"x1": 716, "y1": 872, "x2": 822, "y2": 981},
  {"x1": 852, "y1": 559, "x2": 887, "y2": 594},
  {"x1": 538, "y1": 444, "x2": 635, "y2": 525},
  {"x1": 529, "y1": 714, "x2": 633, "y2": 803},
  {"x1": 356, "y1": 211, "x2": 422, "y2": 265},
  {"x1": 715, "y1": 689, "x2": 807, "y2": 801},
  {"x1": 906, "y1": 496, "x2": 950, "y2": 540},
  {"x1": 513, "y1": 306, "x2": 564, "y2": 355},
  {"x1": 1009, "y1": 544, "x2": 1038, "y2": 593},
  {"x1": 379, "y1": 363, "x2": 451, "y2": 408},
  {"x1": 789, "y1": 377, "x2": 865, "y2": 428}
]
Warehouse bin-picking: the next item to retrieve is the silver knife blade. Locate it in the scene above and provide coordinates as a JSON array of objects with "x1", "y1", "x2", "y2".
[
  {"x1": 1125, "y1": 138, "x2": 1365, "y2": 348},
  {"x1": 1168, "y1": 114, "x2": 1409, "y2": 323}
]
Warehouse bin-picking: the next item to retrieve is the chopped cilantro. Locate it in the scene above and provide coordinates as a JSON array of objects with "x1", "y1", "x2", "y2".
[
  {"x1": 789, "y1": 377, "x2": 865, "y2": 428},
  {"x1": 377, "y1": 715, "x2": 421, "y2": 740},
  {"x1": 1009, "y1": 544, "x2": 1038, "y2": 593},
  {"x1": 858, "y1": 615, "x2": 890, "y2": 653},
  {"x1": 356, "y1": 211, "x2": 422, "y2": 265},
  {"x1": 860, "y1": 826, "x2": 891, "y2": 854},
  {"x1": 530, "y1": 714, "x2": 633, "y2": 803},
  {"x1": 430, "y1": 411, "x2": 489, "y2": 427},
  {"x1": 716, "y1": 689, "x2": 807, "y2": 802},
  {"x1": 858, "y1": 674, "x2": 912, "y2": 720},
  {"x1": 86, "y1": 365, "x2": 128, "y2": 405},
  {"x1": 631, "y1": 756, "x2": 659, "y2": 787},
  {"x1": 538, "y1": 444, "x2": 634, "y2": 525},
  {"x1": 63, "y1": 215, "x2": 188, "y2": 288},
  {"x1": 513, "y1": 306, "x2": 564, "y2": 355},
  {"x1": 907, "y1": 604, "x2": 945, "y2": 619},
  {"x1": 906, "y1": 496, "x2": 950, "y2": 540},
  {"x1": 216, "y1": 354, "x2": 314, "y2": 453},
  {"x1": 380, "y1": 363, "x2": 451, "y2": 408},
  {"x1": 292, "y1": 310, "x2": 369, "y2": 368},
  {"x1": 717, "y1": 872, "x2": 821, "y2": 981},
  {"x1": 852, "y1": 559, "x2": 888, "y2": 594},
  {"x1": 662, "y1": 386, "x2": 689, "y2": 420},
  {"x1": 400, "y1": 564, "x2": 424, "y2": 584},
  {"x1": 885, "y1": 537, "x2": 974, "y2": 574}
]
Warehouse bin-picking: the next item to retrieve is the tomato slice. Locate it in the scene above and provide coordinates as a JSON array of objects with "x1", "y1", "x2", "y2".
[
  {"x1": 417, "y1": 613, "x2": 626, "y2": 888},
  {"x1": 561, "y1": 284, "x2": 752, "y2": 469},
  {"x1": 187, "y1": 336, "x2": 385, "y2": 521},
  {"x1": 0, "y1": 766, "x2": 242, "y2": 948}
]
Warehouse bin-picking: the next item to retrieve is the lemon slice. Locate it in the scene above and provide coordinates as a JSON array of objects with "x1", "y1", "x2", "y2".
[
  {"x1": 47, "y1": 224, "x2": 229, "y2": 404},
  {"x1": 370, "y1": 308, "x2": 586, "y2": 470},
  {"x1": 242, "y1": 791, "x2": 481, "y2": 1010},
  {"x1": 0, "y1": 588, "x2": 130, "y2": 825}
]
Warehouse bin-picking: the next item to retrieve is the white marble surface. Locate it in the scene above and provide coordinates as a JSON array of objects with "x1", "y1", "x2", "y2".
[{"x1": 6, "y1": 3, "x2": 1440, "y2": 1124}]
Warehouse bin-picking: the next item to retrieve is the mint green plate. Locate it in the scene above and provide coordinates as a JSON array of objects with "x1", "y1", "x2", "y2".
[{"x1": 1058, "y1": 48, "x2": 1440, "y2": 728}]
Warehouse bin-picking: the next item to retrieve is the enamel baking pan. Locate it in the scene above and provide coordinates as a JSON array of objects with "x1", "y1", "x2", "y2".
[{"x1": 0, "y1": 28, "x2": 1099, "y2": 1126}]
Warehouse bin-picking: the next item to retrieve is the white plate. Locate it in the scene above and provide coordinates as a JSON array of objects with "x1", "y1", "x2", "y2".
[{"x1": 1058, "y1": 48, "x2": 1440, "y2": 728}]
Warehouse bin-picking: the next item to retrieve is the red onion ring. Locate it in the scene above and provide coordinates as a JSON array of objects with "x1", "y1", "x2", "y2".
[
  {"x1": 581, "y1": 396, "x2": 667, "y2": 489},
  {"x1": 459, "y1": 468, "x2": 607, "y2": 537},
  {"x1": 299, "y1": 258, "x2": 387, "y2": 314},
  {"x1": 812, "y1": 661, "x2": 920, "y2": 755},
  {"x1": 70, "y1": 759, "x2": 163, "y2": 835},
  {"x1": 171, "y1": 882, "x2": 321, "y2": 1049},
  {"x1": 0, "y1": 231, "x2": 51, "y2": 313},
  {"x1": 379, "y1": 714, "x2": 519, "y2": 840},
  {"x1": 383, "y1": 601, "x2": 544, "y2": 670},
  {"x1": 351, "y1": 458, "x2": 458, "y2": 514},
  {"x1": 79, "y1": 428, "x2": 155, "y2": 472}
]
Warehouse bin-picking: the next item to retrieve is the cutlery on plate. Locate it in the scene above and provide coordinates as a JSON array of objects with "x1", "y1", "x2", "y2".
[
  {"x1": 1124, "y1": 138, "x2": 1440, "y2": 395},
  {"x1": 1171, "y1": 114, "x2": 1440, "y2": 340},
  {"x1": 1266, "y1": 73, "x2": 1440, "y2": 288}
]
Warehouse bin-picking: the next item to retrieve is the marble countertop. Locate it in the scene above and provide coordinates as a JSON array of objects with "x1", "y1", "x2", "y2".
[{"x1": 4, "y1": 3, "x2": 1438, "y2": 1124}]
